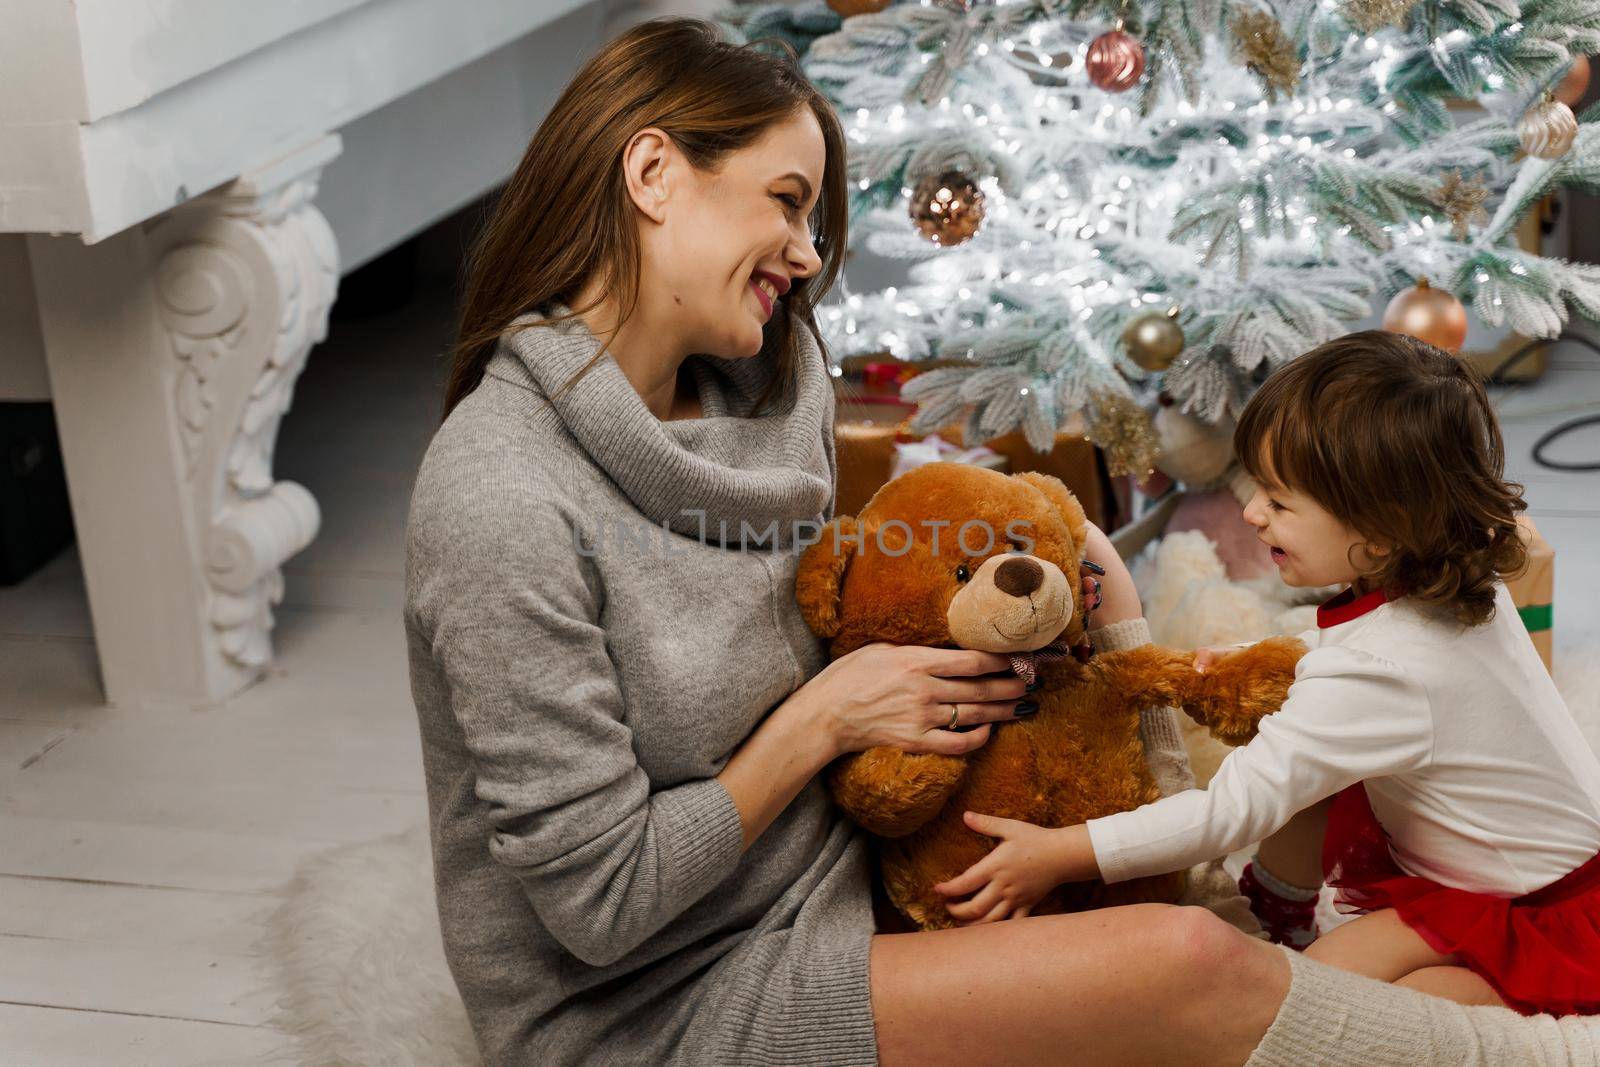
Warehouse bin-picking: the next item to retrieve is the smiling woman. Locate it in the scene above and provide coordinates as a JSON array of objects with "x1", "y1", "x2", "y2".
[{"x1": 443, "y1": 18, "x2": 849, "y2": 423}]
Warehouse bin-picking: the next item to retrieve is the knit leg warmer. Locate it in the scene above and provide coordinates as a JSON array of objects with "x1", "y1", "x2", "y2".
[{"x1": 1247, "y1": 945, "x2": 1600, "y2": 1066}]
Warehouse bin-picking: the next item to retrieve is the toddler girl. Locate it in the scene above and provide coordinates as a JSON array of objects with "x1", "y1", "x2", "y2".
[{"x1": 934, "y1": 329, "x2": 1600, "y2": 1015}]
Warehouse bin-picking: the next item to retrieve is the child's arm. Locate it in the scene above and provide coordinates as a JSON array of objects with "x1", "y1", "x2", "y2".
[
  {"x1": 932, "y1": 813, "x2": 1100, "y2": 924},
  {"x1": 1090, "y1": 643, "x2": 1434, "y2": 886}
]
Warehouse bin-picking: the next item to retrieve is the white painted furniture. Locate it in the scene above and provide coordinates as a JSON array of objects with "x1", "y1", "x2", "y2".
[{"x1": 1, "y1": 0, "x2": 720, "y2": 708}]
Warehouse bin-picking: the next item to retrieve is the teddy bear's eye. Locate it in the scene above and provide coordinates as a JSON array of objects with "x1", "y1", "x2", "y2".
[{"x1": 955, "y1": 564, "x2": 971, "y2": 583}]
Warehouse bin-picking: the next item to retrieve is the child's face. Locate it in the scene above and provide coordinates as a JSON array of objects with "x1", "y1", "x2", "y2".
[{"x1": 1241, "y1": 477, "x2": 1372, "y2": 589}]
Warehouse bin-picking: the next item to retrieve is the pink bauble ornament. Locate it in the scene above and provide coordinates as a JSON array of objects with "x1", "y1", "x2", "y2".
[
  {"x1": 1382, "y1": 276, "x2": 1468, "y2": 353},
  {"x1": 1086, "y1": 26, "x2": 1146, "y2": 93},
  {"x1": 1556, "y1": 54, "x2": 1591, "y2": 107}
]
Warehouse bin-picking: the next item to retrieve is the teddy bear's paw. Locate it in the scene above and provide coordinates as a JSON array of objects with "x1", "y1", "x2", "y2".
[
  {"x1": 1185, "y1": 636, "x2": 1307, "y2": 743},
  {"x1": 885, "y1": 882, "x2": 956, "y2": 931},
  {"x1": 905, "y1": 901, "x2": 956, "y2": 931},
  {"x1": 827, "y1": 748, "x2": 969, "y2": 839}
]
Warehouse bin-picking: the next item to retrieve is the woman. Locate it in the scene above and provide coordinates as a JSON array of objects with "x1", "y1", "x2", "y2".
[{"x1": 406, "y1": 17, "x2": 1595, "y2": 1066}]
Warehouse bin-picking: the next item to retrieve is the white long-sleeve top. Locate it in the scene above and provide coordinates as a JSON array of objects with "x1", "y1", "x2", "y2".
[{"x1": 1087, "y1": 582, "x2": 1600, "y2": 896}]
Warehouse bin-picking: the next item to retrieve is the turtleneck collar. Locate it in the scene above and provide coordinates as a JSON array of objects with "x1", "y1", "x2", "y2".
[{"x1": 487, "y1": 302, "x2": 834, "y2": 548}]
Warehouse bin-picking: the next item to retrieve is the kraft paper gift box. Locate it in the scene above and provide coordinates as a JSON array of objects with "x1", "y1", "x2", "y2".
[
  {"x1": 1510, "y1": 515, "x2": 1554, "y2": 672},
  {"x1": 833, "y1": 397, "x2": 1106, "y2": 526}
]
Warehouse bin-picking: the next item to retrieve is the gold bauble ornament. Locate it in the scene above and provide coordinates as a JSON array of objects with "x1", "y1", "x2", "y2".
[
  {"x1": 909, "y1": 170, "x2": 987, "y2": 247},
  {"x1": 1085, "y1": 23, "x2": 1146, "y2": 93},
  {"x1": 1121, "y1": 307, "x2": 1186, "y2": 371},
  {"x1": 826, "y1": 0, "x2": 893, "y2": 16},
  {"x1": 1518, "y1": 94, "x2": 1579, "y2": 160},
  {"x1": 1556, "y1": 54, "x2": 1591, "y2": 107},
  {"x1": 1382, "y1": 277, "x2": 1468, "y2": 353}
]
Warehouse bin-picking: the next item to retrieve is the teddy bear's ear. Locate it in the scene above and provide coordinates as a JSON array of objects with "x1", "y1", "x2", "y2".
[
  {"x1": 1012, "y1": 471, "x2": 1088, "y2": 562},
  {"x1": 795, "y1": 516, "x2": 859, "y2": 639}
]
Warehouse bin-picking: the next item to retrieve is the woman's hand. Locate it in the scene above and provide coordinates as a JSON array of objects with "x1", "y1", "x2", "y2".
[
  {"x1": 933, "y1": 814, "x2": 1101, "y2": 925},
  {"x1": 794, "y1": 644, "x2": 1030, "y2": 760},
  {"x1": 1081, "y1": 522, "x2": 1141, "y2": 627},
  {"x1": 1193, "y1": 646, "x2": 1238, "y2": 674}
]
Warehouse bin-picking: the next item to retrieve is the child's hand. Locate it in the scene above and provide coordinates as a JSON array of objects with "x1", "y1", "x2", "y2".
[
  {"x1": 932, "y1": 813, "x2": 1100, "y2": 925},
  {"x1": 1193, "y1": 646, "x2": 1237, "y2": 674}
]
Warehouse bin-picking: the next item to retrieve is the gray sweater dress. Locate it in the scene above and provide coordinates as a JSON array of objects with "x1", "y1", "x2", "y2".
[{"x1": 405, "y1": 304, "x2": 881, "y2": 1065}]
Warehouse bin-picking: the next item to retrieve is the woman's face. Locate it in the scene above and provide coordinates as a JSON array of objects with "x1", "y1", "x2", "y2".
[{"x1": 633, "y1": 108, "x2": 826, "y2": 358}]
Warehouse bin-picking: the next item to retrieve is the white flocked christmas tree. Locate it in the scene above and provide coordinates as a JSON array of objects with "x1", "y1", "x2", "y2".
[{"x1": 720, "y1": 0, "x2": 1600, "y2": 473}]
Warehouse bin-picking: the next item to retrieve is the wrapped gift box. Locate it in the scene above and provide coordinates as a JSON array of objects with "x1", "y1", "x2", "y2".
[
  {"x1": 834, "y1": 397, "x2": 1106, "y2": 526},
  {"x1": 1510, "y1": 515, "x2": 1554, "y2": 671}
]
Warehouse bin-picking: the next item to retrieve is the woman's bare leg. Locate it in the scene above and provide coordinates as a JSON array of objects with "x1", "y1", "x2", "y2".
[{"x1": 870, "y1": 904, "x2": 1289, "y2": 1067}]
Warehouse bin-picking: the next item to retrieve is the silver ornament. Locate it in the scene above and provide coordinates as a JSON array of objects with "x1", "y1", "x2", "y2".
[{"x1": 1518, "y1": 95, "x2": 1579, "y2": 160}]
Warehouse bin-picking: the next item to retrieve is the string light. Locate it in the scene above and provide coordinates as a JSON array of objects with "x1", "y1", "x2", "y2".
[{"x1": 814, "y1": 5, "x2": 1548, "y2": 387}]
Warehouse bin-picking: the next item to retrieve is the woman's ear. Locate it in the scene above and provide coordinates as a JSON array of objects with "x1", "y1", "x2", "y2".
[
  {"x1": 1011, "y1": 472, "x2": 1089, "y2": 563},
  {"x1": 795, "y1": 516, "x2": 859, "y2": 639},
  {"x1": 622, "y1": 127, "x2": 673, "y2": 224}
]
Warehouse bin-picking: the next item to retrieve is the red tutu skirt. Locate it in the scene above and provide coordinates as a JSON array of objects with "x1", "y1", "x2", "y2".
[{"x1": 1321, "y1": 783, "x2": 1600, "y2": 1016}]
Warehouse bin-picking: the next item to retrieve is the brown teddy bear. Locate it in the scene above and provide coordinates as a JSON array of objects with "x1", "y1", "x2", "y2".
[{"x1": 796, "y1": 462, "x2": 1303, "y2": 930}]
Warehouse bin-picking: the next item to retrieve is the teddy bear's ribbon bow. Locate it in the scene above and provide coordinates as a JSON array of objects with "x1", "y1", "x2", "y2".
[{"x1": 1008, "y1": 638, "x2": 1085, "y2": 688}]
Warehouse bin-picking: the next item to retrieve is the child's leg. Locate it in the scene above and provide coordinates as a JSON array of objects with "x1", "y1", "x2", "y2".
[
  {"x1": 1256, "y1": 798, "x2": 1331, "y2": 888},
  {"x1": 1396, "y1": 966, "x2": 1505, "y2": 1007},
  {"x1": 1240, "y1": 798, "x2": 1331, "y2": 949},
  {"x1": 1305, "y1": 908, "x2": 1449, "y2": 981},
  {"x1": 1307, "y1": 909, "x2": 1507, "y2": 1007}
]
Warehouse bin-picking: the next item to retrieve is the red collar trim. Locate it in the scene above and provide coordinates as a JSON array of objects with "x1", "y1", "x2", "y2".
[{"x1": 1317, "y1": 586, "x2": 1389, "y2": 628}]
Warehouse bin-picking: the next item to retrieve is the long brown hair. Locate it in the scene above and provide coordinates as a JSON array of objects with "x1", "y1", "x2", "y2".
[
  {"x1": 1235, "y1": 329, "x2": 1527, "y2": 626},
  {"x1": 444, "y1": 17, "x2": 849, "y2": 419}
]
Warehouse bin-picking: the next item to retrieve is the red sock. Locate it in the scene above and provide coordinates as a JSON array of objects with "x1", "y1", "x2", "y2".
[{"x1": 1239, "y1": 860, "x2": 1319, "y2": 950}]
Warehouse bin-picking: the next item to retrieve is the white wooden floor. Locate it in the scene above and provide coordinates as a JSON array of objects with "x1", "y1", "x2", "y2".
[
  {"x1": 2, "y1": 285, "x2": 1599, "y2": 1063},
  {"x1": 0, "y1": 285, "x2": 453, "y2": 1065}
]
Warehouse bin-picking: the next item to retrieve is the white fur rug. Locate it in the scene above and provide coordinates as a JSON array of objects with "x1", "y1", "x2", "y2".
[
  {"x1": 263, "y1": 535, "x2": 1600, "y2": 1066},
  {"x1": 263, "y1": 823, "x2": 480, "y2": 1067}
]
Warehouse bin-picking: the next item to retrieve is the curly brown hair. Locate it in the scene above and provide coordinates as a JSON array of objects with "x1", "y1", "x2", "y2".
[{"x1": 1234, "y1": 330, "x2": 1528, "y2": 626}]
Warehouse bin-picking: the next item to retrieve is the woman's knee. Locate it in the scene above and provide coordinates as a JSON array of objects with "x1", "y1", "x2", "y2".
[
  {"x1": 1059, "y1": 905, "x2": 1285, "y2": 1062},
  {"x1": 1147, "y1": 906, "x2": 1285, "y2": 1001},
  {"x1": 1161, "y1": 906, "x2": 1255, "y2": 968},
  {"x1": 1043, "y1": 904, "x2": 1267, "y2": 994},
  {"x1": 1154, "y1": 906, "x2": 1291, "y2": 1058}
]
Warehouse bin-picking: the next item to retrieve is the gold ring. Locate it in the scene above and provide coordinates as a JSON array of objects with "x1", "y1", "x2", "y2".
[{"x1": 947, "y1": 704, "x2": 960, "y2": 730}]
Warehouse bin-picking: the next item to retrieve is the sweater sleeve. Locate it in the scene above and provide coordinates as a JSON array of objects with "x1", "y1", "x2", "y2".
[
  {"x1": 1090, "y1": 617, "x2": 1196, "y2": 797},
  {"x1": 411, "y1": 482, "x2": 746, "y2": 967},
  {"x1": 1087, "y1": 643, "x2": 1434, "y2": 884}
]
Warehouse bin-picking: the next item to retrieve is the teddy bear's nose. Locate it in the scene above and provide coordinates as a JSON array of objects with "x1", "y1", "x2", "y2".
[{"x1": 994, "y1": 556, "x2": 1043, "y2": 598}]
